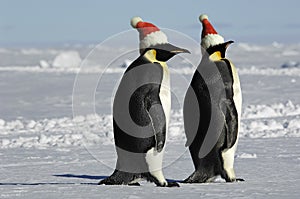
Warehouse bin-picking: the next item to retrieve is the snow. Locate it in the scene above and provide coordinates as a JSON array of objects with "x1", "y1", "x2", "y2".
[
  {"x1": 242, "y1": 101, "x2": 300, "y2": 119},
  {"x1": 52, "y1": 51, "x2": 82, "y2": 68},
  {"x1": 121, "y1": 59, "x2": 133, "y2": 68},
  {"x1": 0, "y1": 43, "x2": 300, "y2": 198},
  {"x1": 237, "y1": 153, "x2": 257, "y2": 159},
  {"x1": 281, "y1": 61, "x2": 299, "y2": 68},
  {"x1": 39, "y1": 60, "x2": 50, "y2": 68},
  {"x1": 1, "y1": 105, "x2": 300, "y2": 149}
]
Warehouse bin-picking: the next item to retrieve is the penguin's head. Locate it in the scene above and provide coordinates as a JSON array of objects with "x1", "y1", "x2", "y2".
[
  {"x1": 144, "y1": 43, "x2": 190, "y2": 62},
  {"x1": 199, "y1": 14, "x2": 225, "y2": 51},
  {"x1": 198, "y1": 14, "x2": 234, "y2": 59},
  {"x1": 131, "y1": 16, "x2": 190, "y2": 57},
  {"x1": 206, "y1": 40, "x2": 234, "y2": 60}
]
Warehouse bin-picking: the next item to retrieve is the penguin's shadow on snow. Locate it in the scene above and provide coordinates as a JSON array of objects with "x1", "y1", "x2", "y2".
[
  {"x1": 0, "y1": 175, "x2": 107, "y2": 186},
  {"x1": 54, "y1": 174, "x2": 108, "y2": 180},
  {"x1": 54, "y1": 174, "x2": 182, "y2": 184}
]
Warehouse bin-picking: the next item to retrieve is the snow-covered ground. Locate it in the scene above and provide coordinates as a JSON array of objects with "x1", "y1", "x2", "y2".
[{"x1": 0, "y1": 43, "x2": 300, "y2": 198}]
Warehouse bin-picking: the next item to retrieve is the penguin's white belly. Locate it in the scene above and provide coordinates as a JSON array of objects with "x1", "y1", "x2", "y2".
[
  {"x1": 145, "y1": 63, "x2": 170, "y2": 185},
  {"x1": 231, "y1": 63, "x2": 242, "y2": 121},
  {"x1": 159, "y1": 65, "x2": 171, "y2": 126}
]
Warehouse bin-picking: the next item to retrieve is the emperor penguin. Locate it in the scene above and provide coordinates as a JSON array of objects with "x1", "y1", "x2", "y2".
[
  {"x1": 183, "y1": 14, "x2": 243, "y2": 183},
  {"x1": 99, "y1": 17, "x2": 189, "y2": 187}
]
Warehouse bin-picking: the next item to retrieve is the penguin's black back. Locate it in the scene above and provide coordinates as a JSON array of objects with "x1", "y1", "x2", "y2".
[
  {"x1": 184, "y1": 54, "x2": 238, "y2": 158},
  {"x1": 113, "y1": 54, "x2": 166, "y2": 154}
]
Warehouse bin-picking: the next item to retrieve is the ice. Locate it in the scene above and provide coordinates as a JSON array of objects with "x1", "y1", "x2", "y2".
[
  {"x1": 237, "y1": 153, "x2": 257, "y2": 159},
  {"x1": 120, "y1": 59, "x2": 132, "y2": 68},
  {"x1": 282, "y1": 50, "x2": 299, "y2": 56},
  {"x1": 0, "y1": 119, "x2": 5, "y2": 126},
  {"x1": 236, "y1": 43, "x2": 264, "y2": 52},
  {"x1": 0, "y1": 43, "x2": 300, "y2": 198},
  {"x1": 281, "y1": 61, "x2": 299, "y2": 68},
  {"x1": 39, "y1": 60, "x2": 50, "y2": 68},
  {"x1": 287, "y1": 118, "x2": 300, "y2": 129},
  {"x1": 52, "y1": 51, "x2": 82, "y2": 68},
  {"x1": 1, "y1": 103, "x2": 300, "y2": 149},
  {"x1": 20, "y1": 48, "x2": 44, "y2": 55},
  {"x1": 238, "y1": 66, "x2": 300, "y2": 76},
  {"x1": 242, "y1": 101, "x2": 300, "y2": 119}
]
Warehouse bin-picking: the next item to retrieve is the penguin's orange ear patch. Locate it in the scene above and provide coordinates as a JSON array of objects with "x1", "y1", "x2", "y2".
[{"x1": 209, "y1": 51, "x2": 222, "y2": 61}]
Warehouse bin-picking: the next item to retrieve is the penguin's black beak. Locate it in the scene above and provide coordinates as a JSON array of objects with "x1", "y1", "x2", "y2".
[
  {"x1": 225, "y1": 40, "x2": 234, "y2": 49},
  {"x1": 151, "y1": 43, "x2": 190, "y2": 61},
  {"x1": 206, "y1": 40, "x2": 234, "y2": 58},
  {"x1": 157, "y1": 43, "x2": 190, "y2": 54}
]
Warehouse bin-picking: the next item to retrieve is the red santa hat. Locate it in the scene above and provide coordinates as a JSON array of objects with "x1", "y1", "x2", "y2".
[
  {"x1": 131, "y1": 17, "x2": 168, "y2": 52},
  {"x1": 199, "y1": 14, "x2": 225, "y2": 50}
]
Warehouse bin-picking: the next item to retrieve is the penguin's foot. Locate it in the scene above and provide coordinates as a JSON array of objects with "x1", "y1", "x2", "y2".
[
  {"x1": 128, "y1": 182, "x2": 141, "y2": 186},
  {"x1": 98, "y1": 170, "x2": 140, "y2": 185},
  {"x1": 99, "y1": 179, "x2": 141, "y2": 186},
  {"x1": 223, "y1": 176, "x2": 245, "y2": 183},
  {"x1": 155, "y1": 181, "x2": 167, "y2": 187},
  {"x1": 142, "y1": 172, "x2": 178, "y2": 187},
  {"x1": 155, "y1": 181, "x2": 179, "y2": 187},
  {"x1": 225, "y1": 178, "x2": 245, "y2": 183},
  {"x1": 182, "y1": 171, "x2": 209, "y2": 183},
  {"x1": 166, "y1": 181, "x2": 180, "y2": 187},
  {"x1": 98, "y1": 178, "x2": 120, "y2": 185}
]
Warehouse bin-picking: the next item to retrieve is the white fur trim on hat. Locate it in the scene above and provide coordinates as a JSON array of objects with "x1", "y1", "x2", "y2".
[
  {"x1": 199, "y1": 14, "x2": 208, "y2": 22},
  {"x1": 131, "y1": 17, "x2": 143, "y2": 28},
  {"x1": 139, "y1": 30, "x2": 168, "y2": 49},
  {"x1": 201, "y1": 34, "x2": 224, "y2": 50}
]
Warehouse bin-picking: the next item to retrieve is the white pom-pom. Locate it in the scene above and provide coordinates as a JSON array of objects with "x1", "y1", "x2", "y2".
[
  {"x1": 131, "y1": 16, "x2": 143, "y2": 28},
  {"x1": 199, "y1": 14, "x2": 208, "y2": 22}
]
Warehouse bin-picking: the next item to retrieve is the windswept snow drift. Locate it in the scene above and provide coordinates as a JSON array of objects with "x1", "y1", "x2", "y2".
[
  {"x1": 52, "y1": 51, "x2": 82, "y2": 68},
  {"x1": 0, "y1": 43, "x2": 300, "y2": 198},
  {"x1": 1, "y1": 101, "x2": 300, "y2": 149}
]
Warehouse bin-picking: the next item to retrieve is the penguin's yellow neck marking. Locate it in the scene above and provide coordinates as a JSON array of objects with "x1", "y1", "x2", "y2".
[
  {"x1": 144, "y1": 49, "x2": 167, "y2": 68},
  {"x1": 209, "y1": 51, "x2": 222, "y2": 61}
]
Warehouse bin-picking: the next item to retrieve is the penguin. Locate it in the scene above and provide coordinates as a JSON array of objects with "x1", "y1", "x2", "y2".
[
  {"x1": 183, "y1": 14, "x2": 243, "y2": 183},
  {"x1": 99, "y1": 17, "x2": 190, "y2": 187}
]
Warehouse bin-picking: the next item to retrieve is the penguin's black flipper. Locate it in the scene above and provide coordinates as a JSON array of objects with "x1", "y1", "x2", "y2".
[
  {"x1": 217, "y1": 58, "x2": 239, "y2": 149},
  {"x1": 223, "y1": 102, "x2": 239, "y2": 149},
  {"x1": 146, "y1": 85, "x2": 166, "y2": 152},
  {"x1": 124, "y1": 60, "x2": 166, "y2": 153}
]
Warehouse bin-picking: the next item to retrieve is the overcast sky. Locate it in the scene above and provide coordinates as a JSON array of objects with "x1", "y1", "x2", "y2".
[{"x1": 1, "y1": 0, "x2": 300, "y2": 46}]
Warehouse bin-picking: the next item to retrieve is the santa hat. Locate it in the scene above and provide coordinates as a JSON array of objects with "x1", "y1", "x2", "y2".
[
  {"x1": 199, "y1": 14, "x2": 224, "y2": 50},
  {"x1": 131, "y1": 17, "x2": 168, "y2": 52}
]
